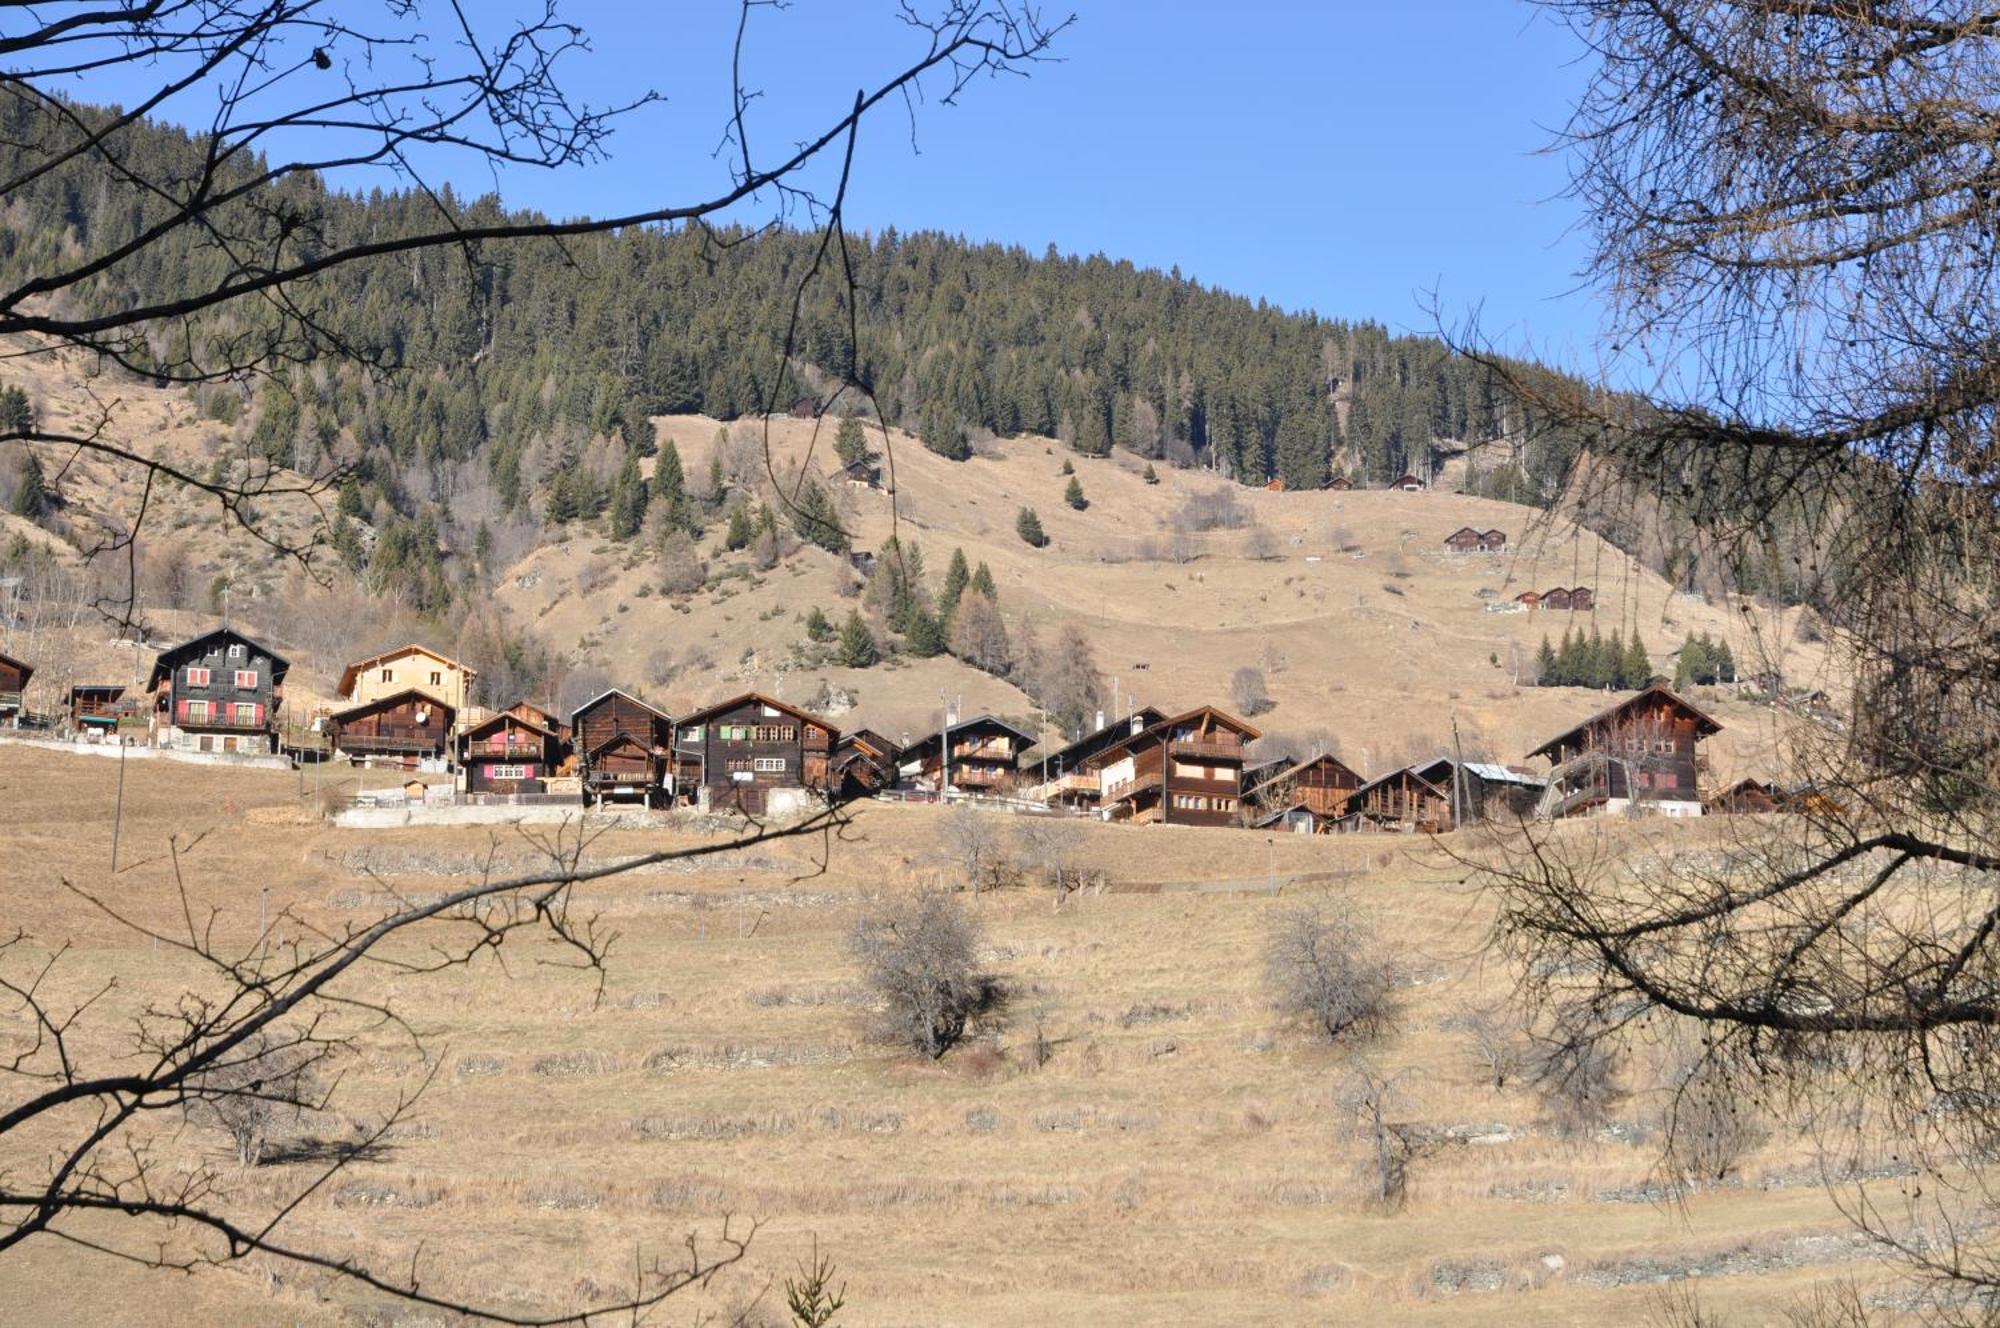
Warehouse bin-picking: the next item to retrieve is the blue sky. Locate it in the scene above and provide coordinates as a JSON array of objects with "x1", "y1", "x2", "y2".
[{"x1": 89, "y1": 3, "x2": 1605, "y2": 363}]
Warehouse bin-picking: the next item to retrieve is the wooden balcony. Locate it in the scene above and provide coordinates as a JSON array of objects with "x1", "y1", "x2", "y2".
[
  {"x1": 1168, "y1": 738, "x2": 1242, "y2": 760},
  {"x1": 0, "y1": 690, "x2": 21, "y2": 712},
  {"x1": 466, "y1": 738, "x2": 543, "y2": 758},
  {"x1": 181, "y1": 711, "x2": 272, "y2": 730},
  {"x1": 1055, "y1": 771, "x2": 1100, "y2": 794},
  {"x1": 952, "y1": 740, "x2": 1015, "y2": 761},
  {"x1": 336, "y1": 732, "x2": 444, "y2": 754}
]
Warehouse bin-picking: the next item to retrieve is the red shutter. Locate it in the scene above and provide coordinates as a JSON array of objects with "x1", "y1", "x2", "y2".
[
  {"x1": 176, "y1": 698, "x2": 188, "y2": 722},
  {"x1": 254, "y1": 703, "x2": 266, "y2": 727}
]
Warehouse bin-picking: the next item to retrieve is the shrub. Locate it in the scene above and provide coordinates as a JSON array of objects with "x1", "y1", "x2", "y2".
[
  {"x1": 182, "y1": 1031, "x2": 323, "y2": 1167},
  {"x1": 850, "y1": 890, "x2": 988, "y2": 1058},
  {"x1": 1264, "y1": 904, "x2": 1395, "y2": 1045}
]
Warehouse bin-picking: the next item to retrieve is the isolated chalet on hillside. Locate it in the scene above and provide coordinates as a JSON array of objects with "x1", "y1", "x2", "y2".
[
  {"x1": 900, "y1": 714, "x2": 1035, "y2": 796},
  {"x1": 673, "y1": 692, "x2": 836, "y2": 816},
  {"x1": 572, "y1": 689, "x2": 674, "y2": 806},
  {"x1": 1528, "y1": 683, "x2": 1721, "y2": 819},
  {"x1": 1083, "y1": 705, "x2": 1260, "y2": 827},
  {"x1": 1443, "y1": 527, "x2": 1508, "y2": 553},
  {"x1": 0, "y1": 650, "x2": 31, "y2": 726},
  {"x1": 147, "y1": 627, "x2": 288, "y2": 755}
]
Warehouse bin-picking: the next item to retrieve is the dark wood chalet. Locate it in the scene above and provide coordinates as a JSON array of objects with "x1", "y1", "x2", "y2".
[
  {"x1": 1348, "y1": 764, "x2": 1455, "y2": 833},
  {"x1": 69, "y1": 684, "x2": 124, "y2": 738},
  {"x1": 458, "y1": 709, "x2": 568, "y2": 796},
  {"x1": 1032, "y1": 706, "x2": 1167, "y2": 806},
  {"x1": 1528, "y1": 683, "x2": 1721, "y2": 818},
  {"x1": 1479, "y1": 529, "x2": 1507, "y2": 551},
  {"x1": 1405, "y1": 758, "x2": 1545, "y2": 823},
  {"x1": 673, "y1": 692, "x2": 836, "y2": 816},
  {"x1": 1085, "y1": 705, "x2": 1261, "y2": 828},
  {"x1": 571, "y1": 689, "x2": 674, "y2": 806},
  {"x1": 1568, "y1": 586, "x2": 1595, "y2": 611},
  {"x1": 328, "y1": 688, "x2": 454, "y2": 764},
  {"x1": 505, "y1": 700, "x2": 568, "y2": 740},
  {"x1": 0, "y1": 650, "x2": 31, "y2": 725},
  {"x1": 1257, "y1": 752, "x2": 1366, "y2": 818},
  {"x1": 1443, "y1": 526, "x2": 1486, "y2": 552},
  {"x1": 146, "y1": 627, "x2": 288, "y2": 755},
  {"x1": 1540, "y1": 587, "x2": 1573, "y2": 610},
  {"x1": 1328, "y1": 475, "x2": 1354, "y2": 491},
  {"x1": 900, "y1": 714, "x2": 1035, "y2": 796},
  {"x1": 1389, "y1": 473, "x2": 1425, "y2": 492},
  {"x1": 1706, "y1": 777, "x2": 1782, "y2": 815},
  {"x1": 830, "y1": 728, "x2": 901, "y2": 800}
]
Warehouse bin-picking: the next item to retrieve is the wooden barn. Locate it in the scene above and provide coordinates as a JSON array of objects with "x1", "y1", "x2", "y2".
[
  {"x1": 68, "y1": 684, "x2": 124, "y2": 740},
  {"x1": 1389, "y1": 473, "x2": 1425, "y2": 492},
  {"x1": 1328, "y1": 475, "x2": 1354, "y2": 491},
  {"x1": 1348, "y1": 764, "x2": 1456, "y2": 834},
  {"x1": 899, "y1": 714, "x2": 1035, "y2": 796},
  {"x1": 1568, "y1": 586, "x2": 1595, "y2": 611},
  {"x1": 1030, "y1": 706, "x2": 1167, "y2": 807},
  {"x1": 673, "y1": 692, "x2": 836, "y2": 816},
  {"x1": 1085, "y1": 705, "x2": 1260, "y2": 828},
  {"x1": 1479, "y1": 529, "x2": 1507, "y2": 551},
  {"x1": 830, "y1": 728, "x2": 901, "y2": 801},
  {"x1": 571, "y1": 689, "x2": 674, "y2": 806},
  {"x1": 1528, "y1": 683, "x2": 1721, "y2": 819},
  {"x1": 1514, "y1": 590, "x2": 1542, "y2": 609},
  {"x1": 503, "y1": 700, "x2": 567, "y2": 740},
  {"x1": 0, "y1": 650, "x2": 31, "y2": 726},
  {"x1": 1541, "y1": 587, "x2": 1574, "y2": 610},
  {"x1": 1251, "y1": 752, "x2": 1365, "y2": 821},
  {"x1": 458, "y1": 709, "x2": 568, "y2": 797},
  {"x1": 146, "y1": 627, "x2": 288, "y2": 755},
  {"x1": 1405, "y1": 758, "x2": 1545, "y2": 823},
  {"x1": 1706, "y1": 778, "x2": 1782, "y2": 815},
  {"x1": 328, "y1": 688, "x2": 454, "y2": 765},
  {"x1": 337, "y1": 644, "x2": 476, "y2": 718},
  {"x1": 1443, "y1": 526, "x2": 1486, "y2": 553}
]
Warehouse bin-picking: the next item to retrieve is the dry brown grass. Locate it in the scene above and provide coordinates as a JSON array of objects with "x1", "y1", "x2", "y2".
[{"x1": 0, "y1": 746, "x2": 1899, "y2": 1325}]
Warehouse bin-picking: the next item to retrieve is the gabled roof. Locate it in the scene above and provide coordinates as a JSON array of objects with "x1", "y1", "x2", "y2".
[
  {"x1": 1352, "y1": 763, "x2": 1451, "y2": 800},
  {"x1": 1527, "y1": 683, "x2": 1723, "y2": 761},
  {"x1": 586, "y1": 731, "x2": 658, "y2": 760},
  {"x1": 69, "y1": 683, "x2": 124, "y2": 698},
  {"x1": 570, "y1": 687, "x2": 672, "y2": 728},
  {"x1": 0, "y1": 650, "x2": 32, "y2": 684},
  {"x1": 147, "y1": 627, "x2": 290, "y2": 690},
  {"x1": 1445, "y1": 525, "x2": 1484, "y2": 540},
  {"x1": 1250, "y1": 802, "x2": 1321, "y2": 829},
  {"x1": 836, "y1": 728, "x2": 901, "y2": 759},
  {"x1": 461, "y1": 709, "x2": 558, "y2": 742},
  {"x1": 506, "y1": 700, "x2": 563, "y2": 727},
  {"x1": 1482, "y1": 529, "x2": 1506, "y2": 539},
  {"x1": 1407, "y1": 756, "x2": 1546, "y2": 790},
  {"x1": 1036, "y1": 705, "x2": 1169, "y2": 771},
  {"x1": 336, "y1": 643, "x2": 475, "y2": 697},
  {"x1": 675, "y1": 690, "x2": 830, "y2": 730},
  {"x1": 330, "y1": 687, "x2": 453, "y2": 722},
  {"x1": 1281, "y1": 751, "x2": 1366, "y2": 783},
  {"x1": 1088, "y1": 704, "x2": 1262, "y2": 767},
  {"x1": 902, "y1": 713, "x2": 1037, "y2": 761}
]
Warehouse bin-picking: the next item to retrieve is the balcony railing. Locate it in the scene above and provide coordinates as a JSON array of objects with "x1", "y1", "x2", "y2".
[
  {"x1": 952, "y1": 741, "x2": 1015, "y2": 760},
  {"x1": 1055, "y1": 771, "x2": 1100, "y2": 793},
  {"x1": 335, "y1": 733, "x2": 444, "y2": 754},
  {"x1": 0, "y1": 690, "x2": 21, "y2": 711},
  {"x1": 179, "y1": 711, "x2": 272, "y2": 730},
  {"x1": 1168, "y1": 738, "x2": 1242, "y2": 760},
  {"x1": 466, "y1": 738, "x2": 543, "y2": 757}
]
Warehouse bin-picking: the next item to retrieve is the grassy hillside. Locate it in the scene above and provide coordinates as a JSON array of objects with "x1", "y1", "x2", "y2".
[{"x1": 0, "y1": 748, "x2": 1891, "y2": 1326}]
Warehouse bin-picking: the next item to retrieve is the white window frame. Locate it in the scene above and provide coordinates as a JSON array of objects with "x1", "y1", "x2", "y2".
[
  {"x1": 234, "y1": 669, "x2": 258, "y2": 689},
  {"x1": 185, "y1": 666, "x2": 211, "y2": 686},
  {"x1": 753, "y1": 756, "x2": 787, "y2": 773}
]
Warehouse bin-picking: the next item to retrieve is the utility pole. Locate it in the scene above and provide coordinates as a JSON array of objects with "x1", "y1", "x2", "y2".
[{"x1": 1450, "y1": 717, "x2": 1468, "y2": 831}]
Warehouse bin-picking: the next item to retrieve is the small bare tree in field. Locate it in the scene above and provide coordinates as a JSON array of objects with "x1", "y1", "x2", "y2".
[
  {"x1": 1526, "y1": 1004, "x2": 1623, "y2": 1138},
  {"x1": 1448, "y1": 1003, "x2": 1526, "y2": 1090},
  {"x1": 1657, "y1": 1041, "x2": 1766, "y2": 1187},
  {"x1": 1264, "y1": 903, "x2": 1395, "y2": 1046},
  {"x1": 181, "y1": 1031, "x2": 326, "y2": 1168},
  {"x1": 1013, "y1": 818, "x2": 1095, "y2": 908},
  {"x1": 1230, "y1": 666, "x2": 1273, "y2": 717},
  {"x1": 941, "y1": 804, "x2": 1014, "y2": 893},
  {"x1": 1335, "y1": 1063, "x2": 1436, "y2": 1210},
  {"x1": 851, "y1": 890, "x2": 990, "y2": 1060}
]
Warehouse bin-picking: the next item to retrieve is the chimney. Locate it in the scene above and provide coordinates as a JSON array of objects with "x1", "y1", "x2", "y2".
[
  {"x1": 1094, "y1": 709, "x2": 1105, "y2": 733},
  {"x1": 1130, "y1": 714, "x2": 1144, "y2": 736}
]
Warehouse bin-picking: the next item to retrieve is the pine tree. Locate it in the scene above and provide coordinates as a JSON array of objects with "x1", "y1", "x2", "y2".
[
  {"x1": 609, "y1": 451, "x2": 647, "y2": 538},
  {"x1": 1059, "y1": 458, "x2": 1074, "y2": 476},
  {"x1": 0, "y1": 385, "x2": 33, "y2": 434},
  {"x1": 1535, "y1": 635, "x2": 1558, "y2": 686},
  {"x1": 970, "y1": 561, "x2": 996, "y2": 598},
  {"x1": 653, "y1": 439, "x2": 690, "y2": 530},
  {"x1": 337, "y1": 475, "x2": 365, "y2": 519},
  {"x1": 543, "y1": 467, "x2": 579, "y2": 525},
  {"x1": 1715, "y1": 638, "x2": 1737, "y2": 683},
  {"x1": 1274, "y1": 407, "x2": 1328, "y2": 491},
  {"x1": 723, "y1": 503, "x2": 753, "y2": 552},
  {"x1": 804, "y1": 605, "x2": 833, "y2": 642},
  {"x1": 1604, "y1": 630, "x2": 1625, "y2": 691},
  {"x1": 331, "y1": 512, "x2": 365, "y2": 571},
  {"x1": 11, "y1": 450, "x2": 47, "y2": 518},
  {"x1": 1622, "y1": 632, "x2": 1652, "y2": 689},
  {"x1": 939, "y1": 548, "x2": 969, "y2": 623},
  {"x1": 1016, "y1": 506, "x2": 1047, "y2": 547},
  {"x1": 788, "y1": 478, "x2": 847, "y2": 553},
  {"x1": 904, "y1": 607, "x2": 947, "y2": 657},
  {"x1": 834, "y1": 412, "x2": 868, "y2": 469},
  {"x1": 837, "y1": 609, "x2": 878, "y2": 668},
  {"x1": 921, "y1": 402, "x2": 969, "y2": 461},
  {"x1": 1142, "y1": 463, "x2": 1159, "y2": 485},
  {"x1": 1064, "y1": 476, "x2": 1087, "y2": 510}
]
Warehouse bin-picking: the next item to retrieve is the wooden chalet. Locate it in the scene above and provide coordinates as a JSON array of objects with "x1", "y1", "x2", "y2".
[
  {"x1": 1540, "y1": 587, "x2": 1573, "y2": 610},
  {"x1": 1479, "y1": 529, "x2": 1507, "y2": 552},
  {"x1": 337, "y1": 644, "x2": 477, "y2": 717},
  {"x1": 146, "y1": 627, "x2": 288, "y2": 755},
  {"x1": 458, "y1": 708, "x2": 567, "y2": 796},
  {"x1": 504, "y1": 700, "x2": 567, "y2": 740},
  {"x1": 1528, "y1": 683, "x2": 1721, "y2": 819},
  {"x1": 1405, "y1": 757, "x2": 1545, "y2": 823},
  {"x1": 1348, "y1": 764, "x2": 1455, "y2": 834},
  {"x1": 673, "y1": 692, "x2": 836, "y2": 816},
  {"x1": 571, "y1": 689, "x2": 674, "y2": 807},
  {"x1": 1258, "y1": 752, "x2": 1366, "y2": 818},
  {"x1": 830, "y1": 728, "x2": 901, "y2": 800},
  {"x1": 1084, "y1": 705, "x2": 1261, "y2": 828},
  {"x1": 68, "y1": 684, "x2": 124, "y2": 739},
  {"x1": 328, "y1": 688, "x2": 454, "y2": 765},
  {"x1": 899, "y1": 714, "x2": 1035, "y2": 796},
  {"x1": 0, "y1": 650, "x2": 31, "y2": 726},
  {"x1": 1569, "y1": 586, "x2": 1595, "y2": 611},
  {"x1": 1031, "y1": 706, "x2": 1168, "y2": 806},
  {"x1": 1389, "y1": 473, "x2": 1425, "y2": 492},
  {"x1": 1328, "y1": 475, "x2": 1354, "y2": 491},
  {"x1": 1706, "y1": 778, "x2": 1782, "y2": 815},
  {"x1": 1514, "y1": 590, "x2": 1542, "y2": 609},
  {"x1": 1443, "y1": 526, "x2": 1486, "y2": 553}
]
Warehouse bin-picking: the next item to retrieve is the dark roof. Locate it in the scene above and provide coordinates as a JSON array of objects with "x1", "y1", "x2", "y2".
[
  {"x1": 1089, "y1": 704, "x2": 1262, "y2": 767},
  {"x1": 902, "y1": 713, "x2": 1037, "y2": 762},
  {"x1": 330, "y1": 687, "x2": 453, "y2": 722},
  {"x1": 461, "y1": 710, "x2": 558, "y2": 741},
  {"x1": 1527, "y1": 683, "x2": 1723, "y2": 761},
  {"x1": 1352, "y1": 763, "x2": 1451, "y2": 801},
  {"x1": 69, "y1": 683, "x2": 124, "y2": 698},
  {"x1": 0, "y1": 650, "x2": 32, "y2": 684},
  {"x1": 675, "y1": 690, "x2": 834, "y2": 731},
  {"x1": 147, "y1": 627, "x2": 290, "y2": 690},
  {"x1": 570, "y1": 688, "x2": 671, "y2": 728},
  {"x1": 836, "y1": 728, "x2": 901, "y2": 758},
  {"x1": 1033, "y1": 706, "x2": 1168, "y2": 772},
  {"x1": 1250, "y1": 802, "x2": 1320, "y2": 829}
]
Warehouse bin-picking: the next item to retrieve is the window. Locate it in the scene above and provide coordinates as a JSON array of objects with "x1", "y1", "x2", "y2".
[
  {"x1": 429, "y1": 671, "x2": 442, "y2": 686},
  {"x1": 753, "y1": 724, "x2": 795, "y2": 743},
  {"x1": 185, "y1": 666, "x2": 211, "y2": 686},
  {"x1": 185, "y1": 699, "x2": 210, "y2": 722},
  {"x1": 720, "y1": 723, "x2": 751, "y2": 741},
  {"x1": 682, "y1": 724, "x2": 704, "y2": 741},
  {"x1": 490, "y1": 764, "x2": 526, "y2": 780},
  {"x1": 381, "y1": 668, "x2": 394, "y2": 683},
  {"x1": 753, "y1": 756, "x2": 787, "y2": 773},
  {"x1": 725, "y1": 758, "x2": 752, "y2": 774},
  {"x1": 233, "y1": 703, "x2": 258, "y2": 726},
  {"x1": 228, "y1": 643, "x2": 246, "y2": 659},
  {"x1": 234, "y1": 670, "x2": 258, "y2": 689}
]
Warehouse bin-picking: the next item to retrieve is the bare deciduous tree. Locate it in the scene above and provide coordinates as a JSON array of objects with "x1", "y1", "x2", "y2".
[
  {"x1": 1334, "y1": 1062, "x2": 1436, "y2": 1210},
  {"x1": 1264, "y1": 903, "x2": 1395, "y2": 1046},
  {"x1": 1013, "y1": 817, "x2": 1095, "y2": 908},
  {"x1": 940, "y1": 804, "x2": 1013, "y2": 894},
  {"x1": 850, "y1": 889, "x2": 989, "y2": 1059},
  {"x1": 1230, "y1": 666, "x2": 1272, "y2": 717}
]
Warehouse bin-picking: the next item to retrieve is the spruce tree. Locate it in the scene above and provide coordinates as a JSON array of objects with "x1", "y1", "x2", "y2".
[
  {"x1": 11, "y1": 450, "x2": 46, "y2": 518},
  {"x1": 904, "y1": 607, "x2": 947, "y2": 657},
  {"x1": 653, "y1": 439, "x2": 689, "y2": 529},
  {"x1": 0, "y1": 385, "x2": 33, "y2": 434},
  {"x1": 1535, "y1": 635, "x2": 1558, "y2": 686},
  {"x1": 1623, "y1": 632, "x2": 1652, "y2": 689},
  {"x1": 1274, "y1": 408, "x2": 1328, "y2": 491},
  {"x1": 1016, "y1": 506, "x2": 1047, "y2": 547},
  {"x1": 1715, "y1": 638, "x2": 1737, "y2": 683},
  {"x1": 1064, "y1": 476, "x2": 1087, "y2": 510},
  {"x1": 921, "y1": 402, "x2": 969, "y2": 461},
  {"x1": 1059, "y1": 458, "x2": 1074, "y2": 476},
  {"x1": 804, "y1": 605, "x2": 833, "y2": 642},
  {"x1": 609, "y1": 451, "x2": 647, "y2": 538},
  {"x1": 834, "y1": 412, "x2": 868, "y2": 469},
  {"x1": 970, "y1": 561, "x2": 997, "y2": 598},
  {"x1": 788, "y1": 478, "x2": 847, "y2": 553},
  {"x1": 1556, "y1": 627, "x2": 1579, "y2": 686},
  {"x1": 723, "y1": 503, "x2": 753, "y2": 552},
  {"x1": 940, "y1": 548, "x2": 969, "y2": 623},
  {"x1": 1143, "y1": 463, "x2": 1159, "y2": 485},
  {"x1": 337, "y1": 475, "x2": 365, "y2": 518},
  {"x1": 837, "y1": 609, "x2": 878, "y2": 668}
]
